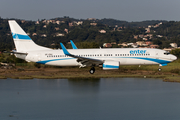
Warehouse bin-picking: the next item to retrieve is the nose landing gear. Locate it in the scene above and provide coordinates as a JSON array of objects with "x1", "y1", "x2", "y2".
[{"x1": 89, "y1": 67, "x2": 95, "y2": 74}]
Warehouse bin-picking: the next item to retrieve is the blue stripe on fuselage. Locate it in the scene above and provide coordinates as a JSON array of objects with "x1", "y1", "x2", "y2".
[
  {"x1": 36, "y1": 58, "x2": 75, "y2": 64},
  {"x1": 122, "y1": 57, "x2": 171, "y2": 64},
  {"x1": 36, "y1": 57, "x2": 170, "y2": 65}
]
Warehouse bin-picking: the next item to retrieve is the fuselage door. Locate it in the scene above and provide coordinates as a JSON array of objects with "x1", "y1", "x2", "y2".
[{"x1": 155, "y1": 51, "x2": 159, "y2": 59}]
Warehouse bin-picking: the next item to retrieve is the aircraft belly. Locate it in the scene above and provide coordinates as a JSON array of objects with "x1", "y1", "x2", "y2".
[
  {"x1": 120, "y1": 57, "x2": 155, "y2": 65},
  {"x1": 45, "y1": 59, "x2": 78, "y2": 66}
]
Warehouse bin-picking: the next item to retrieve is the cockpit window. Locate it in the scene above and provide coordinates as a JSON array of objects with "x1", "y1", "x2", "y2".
[{"x1": 164, "y1": 52, "x2": 170, "y2": 55}]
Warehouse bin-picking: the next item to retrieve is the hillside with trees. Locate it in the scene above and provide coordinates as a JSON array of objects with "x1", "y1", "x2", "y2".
[{"x1": 0, "y1": 17, "x2": 179, "y2": 51}]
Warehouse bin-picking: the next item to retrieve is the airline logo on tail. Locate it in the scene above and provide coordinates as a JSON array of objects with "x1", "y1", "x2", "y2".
[{"x1": 12, "y1": 33, "x2": 31, "y2": 40}]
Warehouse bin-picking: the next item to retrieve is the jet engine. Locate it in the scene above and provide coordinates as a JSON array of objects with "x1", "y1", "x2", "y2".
[{"x1": 102, "y1": 61, "x2": 120, "y2": 70}]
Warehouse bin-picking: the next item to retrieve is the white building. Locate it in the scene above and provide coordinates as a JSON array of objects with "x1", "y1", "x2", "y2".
[
  {"x1": 170, "y1": 43, "x2": 177, "y2": 48},
  {"x1": 99, "y1": 30, "x2": 106, "y2": 33}
]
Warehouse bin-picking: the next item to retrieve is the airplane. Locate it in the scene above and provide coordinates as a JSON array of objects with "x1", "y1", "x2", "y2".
[{"x1": 8, "y1": 20, "x2": 177, "y2": 74}]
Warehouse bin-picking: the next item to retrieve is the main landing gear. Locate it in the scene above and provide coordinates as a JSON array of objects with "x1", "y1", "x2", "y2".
[
  {"x1": 158, "y1": 64, "x2": 162, "y2": 72},
  {"x1": 89, "y1": 67, "x2": 95, "y2": 74}
]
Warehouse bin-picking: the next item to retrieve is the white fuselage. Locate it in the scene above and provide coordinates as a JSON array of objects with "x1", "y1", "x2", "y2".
[{"x1": 16, "y1": 48, "x2": 176, "y2": 67}]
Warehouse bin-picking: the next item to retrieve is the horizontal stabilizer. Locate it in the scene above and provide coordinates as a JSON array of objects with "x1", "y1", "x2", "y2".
[{"x1": 4, "y1": 50, "x2": 28, "y2": 55}]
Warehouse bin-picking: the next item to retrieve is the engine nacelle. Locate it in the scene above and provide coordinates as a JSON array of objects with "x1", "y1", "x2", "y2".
[{"x1": 103, "y1": 61, "x2": 120, "y2": 70}]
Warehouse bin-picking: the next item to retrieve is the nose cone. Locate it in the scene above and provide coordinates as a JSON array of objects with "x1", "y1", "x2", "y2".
[{"x1": 171, "y1": 55, "x2": 177, "y2": 61}]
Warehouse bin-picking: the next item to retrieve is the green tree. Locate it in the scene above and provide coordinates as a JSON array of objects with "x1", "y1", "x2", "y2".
[{"x1": 170, "y1": 49, "x2": 180, "y2": 59}]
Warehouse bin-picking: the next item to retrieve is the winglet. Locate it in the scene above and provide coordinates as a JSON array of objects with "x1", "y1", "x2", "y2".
[
  {"x1": 70, "y1": 40, "x2": 78, "y2": 49},
  {"x1": 60, "y1": 43, "x2": 71, "y2": 56}
]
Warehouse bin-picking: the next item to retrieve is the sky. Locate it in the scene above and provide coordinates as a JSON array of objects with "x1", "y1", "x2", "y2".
[{"x1": 0, "y1": 0, "x2": 180, "y2": 22}]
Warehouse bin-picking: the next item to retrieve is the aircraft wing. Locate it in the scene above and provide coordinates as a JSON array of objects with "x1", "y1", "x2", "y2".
[{"x1": 60, "y1": 43, "x2": 103, "y2": 66}]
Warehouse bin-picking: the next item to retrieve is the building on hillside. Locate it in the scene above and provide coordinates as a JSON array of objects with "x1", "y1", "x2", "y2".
[
  {"x1": 56, "y1": 21, "x2": 60, "y2": 24},
  {"x1": 157, "y1": 35, "x2": 163, "y2": 38},
  {"x1": 64, "y1": 28, "x2": 68, "y2": 33},
  {"x1": 150, "y1": 45, "x2": 159, "y2": 48},
  {"x1": 36, "y1": 21, "x2": 40, "y2": 24},
  {"x1": 136, "y1": 41, "x2": 145, "y2": 46},
  {"x1": 99, "y1": 30, "x2": 106, "y2": 33},
  {"x1": 111, "y1": 42, "x2": 116, "y2": 45},
  {"x1": 139, "y1": 35, "x2": 144, "y2": 38},
  {"x1": 118, "y1": 43, "x2": 128, "y2": 47},
  {"x1": 145, "y1": 28, "x2": 150, "y2": 33},
  {"x1": 32, "y1": 33, "x2": 37, "y2": 36},
  {"x1": 41, "y1": 34, "x2": 47, "y2": 37},
  {"x1": 163, "y1": 48, "x2": 173, "y2": 52},
  {"x1": 145, "y1": 41, "x2": 152, "y2": 45},
  {"x1": 143, "y1": 38, "x2": 148, "y2": 41},
  {"x1": 69, "y1": 23, "x2": 73, "y2": 27},
  {"x1": 103, "y1": 43, "x2": 112, "y2": 48},
  {"x1": 90, "y1": 23, "x2": 97, "y2": 26},
  {"x1": 127, "y1": 43, "x2": 134, "y2": 46},
  {"x1": 87, "y1": 18, "x2": 96, "y2": 20},
  {"x1": 21, "y1": 20, "x2": 25, "y2": 23},
  {"x1": 170, "y1": 43, "x2": 177, "y2": 48},
  {"x1": 131, "y1": 43, "x2": 138, "y2": 48},
  {"x1": 76, "y1": 21, "x2": 83, "y2": 25},
  {"x1": 134, "y1": 35, "x2": 138, "y2": 39},
  {"x1": 127, "y1": 43, "x2": 138, "y2": 48},
  {"x1": 55, "y1": 27, "x2": 59, "y2": 31},
  {"x1": 42, "y1": 20, "x2": 47, "y2": 23},
  {"x1": 146, "y1": 34, "x2": 153, "y2": 39},
  {"x1": 55, "y1": 33, "x2": 65, "y2": 37}
]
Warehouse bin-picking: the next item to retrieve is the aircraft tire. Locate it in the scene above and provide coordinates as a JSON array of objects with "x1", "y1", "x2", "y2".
[{"x1": 89, "y1": 67, "x2": 95, "y2": 74}]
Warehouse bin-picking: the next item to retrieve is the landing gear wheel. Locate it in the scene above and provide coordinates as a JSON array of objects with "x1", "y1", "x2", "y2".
[
  {"x1": 158, "y1": 68, "x2": 161, "y2": 71},
  {"x1": 89, "y1": 67, "x2": 95, "y2": 74}
]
